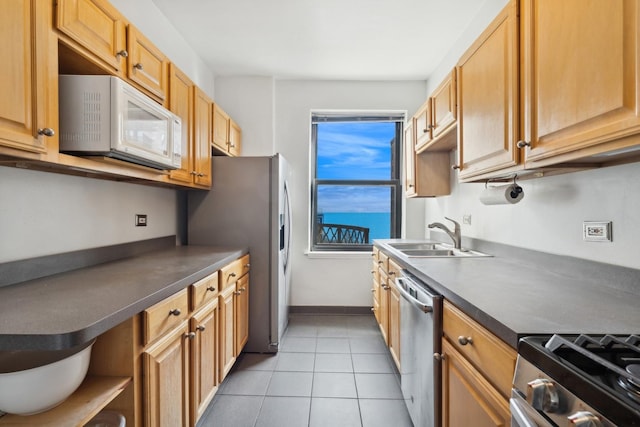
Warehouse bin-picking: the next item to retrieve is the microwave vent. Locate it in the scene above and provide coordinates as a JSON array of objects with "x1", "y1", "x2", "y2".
[{"x1": 81, "y1": 92, "x2": 102, "y2": 143}]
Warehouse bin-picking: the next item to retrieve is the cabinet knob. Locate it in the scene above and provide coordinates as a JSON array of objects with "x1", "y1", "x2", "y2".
[
  {"x1": 133, "y1": 63, "x2": 144, "y2": 70},
  {"x1": 517, "y1": 140, "x2": 531, "y2": 149},
  {"x1": 239, "y1": 287, "x2": 246, "y2": 292},
  {"x1": 206, "y1": 286, "x2": 216, "y2": 292},
  {"x1": 408, "y1": 184, "x2": 414, "y2": 188},
  {"x1": 185, "y1": 332, "x2": 196, "y2": 340},
  {"x1": 244, "y1": 263, "x2": 251, "y2": 268},
  {"x1": 196, "y1": 325, "x2": 206, "y2": 332},
  {"x1": 381, "y1": 284, "x2": 390, "y2": 290},
  {"x1": 433, "y1": 353, "x2": 445, "y2": 361},
  {"x1": 229, "y1": 272, "x2": 237, "y2": 278},
  {"x1": 190, "y1": 171, "x2": 198, "y2": 175},
  {"x1": 234, "y1": 291, "x2": 242, "y2": 295},
  {"x1": 370, "y1": 270, "x2": 376, "y2": 274},
  {"x1": 37, "y1": 128, "x2": 55, "y2": 137},
  {"x1": 197, "y1": 173, "x2": 205, "y2": 177},
  {"x1": 370, "y1": 289, "x2": 376, "y2": 293},
  {"x1": 371, "y1": 307, "x2": 376, "y2": 312},
  {"x1": 116, "y1": 50, "x2": 128, "y2": 58},
  {"x1": 169, "y1": 308, "x2": 181, "y2": 316},
  {"x1": 423, "y1": 125, "x2": 433, "y2": 133},
  {"x1": 451, "y1": 165, "x2": 460, "y2": 170},
  {"x1": 388, "y1": 271, "x2": 396, "y2": 276},
  {"x1": 377, "y1": 260, "x2": 384, "y2": 264},
  {"x1": 457, "y1": 336, "x2": 473, "y2": 346}
]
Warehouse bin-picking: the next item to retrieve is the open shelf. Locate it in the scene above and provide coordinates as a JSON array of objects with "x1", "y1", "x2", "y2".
[{"x1": 0, "y1": 375, "x2": 130, "y2": 426}]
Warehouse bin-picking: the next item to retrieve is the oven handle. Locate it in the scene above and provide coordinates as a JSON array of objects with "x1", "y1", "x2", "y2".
[
  {"x1": 395, "y1": 277, "x2": 433, "y2": 313},
  {"x1": 510, "y1": 390, "x2": 553, "y2": 427}
]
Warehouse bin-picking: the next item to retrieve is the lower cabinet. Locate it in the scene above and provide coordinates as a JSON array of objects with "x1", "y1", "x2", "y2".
[
  {"x1": 388, "y1": 278, "x2": 401, "y2": 370},
  {"x1": 190, "y1": 298, "x2": 219, "y2": 423},
  {"x1": 143, "y1": 322, "x2": 191, "y2": 427},
  {"x1": 219, "y1": 283, "x2": 236, "y2": 379},
  {"x1": 234, "y1": 274, "x2": 250, "y2": 355},
  {"x1": 371, "y1": 247, "x2": 401, "y2": 371}
]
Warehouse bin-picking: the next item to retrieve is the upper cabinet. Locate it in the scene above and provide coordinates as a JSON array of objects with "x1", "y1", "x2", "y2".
[
  {"x1": 167, "y1": 64, "x2": 195, "y2": 185},
  {"x1": 455, "y1": 0, "x2": 640, "y2": 182},
  {"x1": 430, "y1": 70, "x2": 457, "y2": 145},
  {"x1": 0, "y1": 0, "x2": 58, "y2": 157},
  {"x1": 212, "y1": 104, "x2": 242, "y2": 157},
  {"x1": 456, "y1": 0, "x2": 519, "y2": 181},
  {"x1": 56, "y1": 0, "x2": 127, "y2": 74},
  {"x1": 520, "y1": 0, "x2": 640, "y2": 167},
  {"x1": 126, "y1": 25, "x2": 169, "y2": 103},
  {"x1": 413, "y1": 100, "x2": 432, "y2": 152}
]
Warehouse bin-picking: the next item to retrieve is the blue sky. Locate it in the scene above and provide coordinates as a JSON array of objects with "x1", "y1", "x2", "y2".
[{"x1": 316, "y1": 122, "x2": 395, "y2": 213}]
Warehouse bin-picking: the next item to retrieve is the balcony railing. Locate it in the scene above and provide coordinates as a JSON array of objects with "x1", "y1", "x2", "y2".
[{"x1": 317, "y1": 223, "x2": 370, "y2": 244}]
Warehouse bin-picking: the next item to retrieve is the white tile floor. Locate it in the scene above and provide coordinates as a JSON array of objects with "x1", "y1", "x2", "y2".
[{"x1": 197, "y1": 314, "x2": 414, "y2": 427}]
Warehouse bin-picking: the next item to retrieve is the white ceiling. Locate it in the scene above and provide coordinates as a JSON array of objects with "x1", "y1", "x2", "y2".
[{"x1": 151, "y1": 0, "x2": 486, "y2": 80}]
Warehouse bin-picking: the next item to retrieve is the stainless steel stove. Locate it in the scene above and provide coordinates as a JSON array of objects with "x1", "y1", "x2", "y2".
[{"x1": 512, "y1": 334, "x2": 640, "y2": 427}]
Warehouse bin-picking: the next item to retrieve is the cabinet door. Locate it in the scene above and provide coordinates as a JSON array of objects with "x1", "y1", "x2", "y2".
[
  {"x1": 457, "y1": 0, "x2": 519, "y2": 180},
  {"x1": 431, "y1": 69, "x2": 457, "y2": 141},
  {"x1": 56, "y1": 0, "x2": 126, "y2": 73},
  {"x1": 127, "y1": 25, "x2": 168, "y2": 102},
  {"x1": 388, "y1": 280, "x2": 401, "y2": 370},
  {"x1": 441, "y1": 339, "x2": 510, "y2": 427},
  {"x1": 522, "y1": 0, "x2": 640, "y2": 165},
  {"x1": 193, "y1": 87, "x2": 212, "y2": 188},
  {"x1": 144, "y1": 323, "x2": 190, "y2": 427},
  {"x1": 218, "y1": 285, "x2": 236, "y2": 380},
  {"x1": 234, "y1": 274, "x2": 249, "y2": 356},
  {"x1": 378, "y1": 271, "x2": 390, "y2": 345},
  {"x1": 228, "y1": 119, "x2": 242, "y2": 157},
  {"x1": 168, "y1": 64, "x2": 194, "y2": 184},
  {"x1": 413, "y1": 100, "x2": 432, "y2": 152},
  {"x1": 190, "y1": 299, "x2": 219, "y2": 424},
  {"x1": 404, "y1": 123, "x2": 417, "y2": 197},
  {"x1": 0, "y1": 0, "x2": 57, "y2": 154},
  {"x1": 212, "y1": 104, "x2": 230, "y2": 152}
]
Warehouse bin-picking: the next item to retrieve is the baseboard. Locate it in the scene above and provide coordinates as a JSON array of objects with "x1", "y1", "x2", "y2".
[{"x1": 289, "y1": 306, "x2": 373, "y2": 315}]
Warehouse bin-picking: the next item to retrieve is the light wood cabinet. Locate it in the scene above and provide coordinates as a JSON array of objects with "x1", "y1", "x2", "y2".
[
  {"x1": 168, "y1": 64, "x2": 195, "y2": 185},
  {"x1": 218, "y1": 284, "x2": 236, "y2": 379},
  {"x1": 456, "y1": 0, "x2": 520, "y2": 180},
  {"x1": 388, "y1": 275, "x2": 401, "y2": 371},
  {"x1": 126, "y1": 25, "x2": 169, "y2": 103},
  {"x1": 520, "y1": 0, "x2": 640, "y2": 167},
  {"x1": 441, "y1": 339, "x2": 510, "y2": 427},
  {"x1": 414, "y1": 100, "x2": 432, "y2": 152},
  {"x1": 431, "y1": 70, "x2": 457, "y2": 144},
  {"x1": 190, "y1": 298, "x2": 219, "y2": 424},
  {"x1": 212, "y1": 103, "x2": 242, "y2": 156},
  {"x1": 234, "y1": 274, "x2": 250, "y2": 355},
  {"x1": 193, "y1": 88, "x2": 213, "y2": 188},
  {"x1": 0, "y1": 0, "x2": 58, "y2": 156},
  {"x1": 143, "y1": 322, "x2": 191, "y2": 427},
  {"x1": 56, "y1": 0, "x2": 127, "y2": 74},
  {"x1": 441, "y1": 301, "x2": 515, "y2": 427},
  {"x1": 404, "y1": 123, "x2": 417, "y2": 197}
]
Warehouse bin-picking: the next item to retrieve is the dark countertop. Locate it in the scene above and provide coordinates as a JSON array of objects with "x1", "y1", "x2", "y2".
[
  {"x1": 0, "y1": 245, "x2": 247, "y2": 350},
  {"x1": 375, "y1": 239, "x2": 640, "y2": 349}
]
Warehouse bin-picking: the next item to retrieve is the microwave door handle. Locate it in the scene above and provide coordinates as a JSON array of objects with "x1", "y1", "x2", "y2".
[{"x1": 395, "y1": 277, "x2": 433, "y2": 313}]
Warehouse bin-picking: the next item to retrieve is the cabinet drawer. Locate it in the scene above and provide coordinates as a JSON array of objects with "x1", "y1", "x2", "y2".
[
  {"x1": 220, "y1": 255, "x2": 250, "y2": 289},
  {"x1": 143, "y1": 288, "x2": 189, "y2": 345},
  {"x1": 376, "y1": 251, "x2": 389, "y2": 273},
  {"x1": 190, "y1": 271, "x2": 219, "y2": 311},
  {"x1": 443, "y1": 301, "x2": 516, "y2": 398}
]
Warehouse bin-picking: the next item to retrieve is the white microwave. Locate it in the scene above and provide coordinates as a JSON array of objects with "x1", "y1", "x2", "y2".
[{"x1": 59, "y1": 75, "x2": 182, "y2": 170}]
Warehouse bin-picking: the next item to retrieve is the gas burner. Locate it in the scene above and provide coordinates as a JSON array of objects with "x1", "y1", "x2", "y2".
[{"x1": 617, "y1": 364, "x2": 640, "y2": 404}]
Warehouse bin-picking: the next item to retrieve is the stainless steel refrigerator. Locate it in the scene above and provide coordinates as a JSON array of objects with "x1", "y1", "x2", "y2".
[{"x1": 187, "y1": 154, "x2": 292, "y2": 353}]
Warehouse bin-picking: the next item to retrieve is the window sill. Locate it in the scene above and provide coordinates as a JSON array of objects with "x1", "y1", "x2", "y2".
[{"x1": 304, "y1": 250, "x2": 373, "y2": 259}]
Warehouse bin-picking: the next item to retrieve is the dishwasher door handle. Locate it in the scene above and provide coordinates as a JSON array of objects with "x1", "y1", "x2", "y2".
[{"x1": 396, "y1": 277, "x2": 433, "y2": 313}]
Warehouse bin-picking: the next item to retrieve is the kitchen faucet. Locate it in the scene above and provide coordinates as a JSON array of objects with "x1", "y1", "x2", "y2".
[{"x1": 427, "y1": 217, "x2": 462, "y2": 249}]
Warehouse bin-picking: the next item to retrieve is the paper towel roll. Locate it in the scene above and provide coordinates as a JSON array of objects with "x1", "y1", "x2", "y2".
[{"x1": 479, "y1": 184, "x2": 524, "y2": 205}]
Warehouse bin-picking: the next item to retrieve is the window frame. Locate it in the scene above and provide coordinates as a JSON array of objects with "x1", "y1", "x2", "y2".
[{"x1": 309, "y1": 112, "x2": 404, "y2": 252}]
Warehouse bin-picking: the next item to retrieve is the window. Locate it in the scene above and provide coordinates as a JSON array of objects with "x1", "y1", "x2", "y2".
[{"x1": 310, "y1": 112, "x2": 403, "y2": 252}]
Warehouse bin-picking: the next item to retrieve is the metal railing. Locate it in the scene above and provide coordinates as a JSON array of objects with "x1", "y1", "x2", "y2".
[{"x1": 317, "y1": 223, "x2": 369, "y2": 244}]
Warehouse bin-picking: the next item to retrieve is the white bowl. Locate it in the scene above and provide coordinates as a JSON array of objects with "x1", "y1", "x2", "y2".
[{"x1": 0, "y1": 340, "x2": 95, "y2": 415}]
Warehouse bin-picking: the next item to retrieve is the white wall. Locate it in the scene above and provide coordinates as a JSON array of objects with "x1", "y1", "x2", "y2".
[
  {"x1": 0, "y1": 167, "x2": 177, "y2": 263},
  {"x1": 213, "y1": 76, "x2": 276, "y2": 156},
  {"x1": 274, "y1": 80, "x2": 426, "y2": 306}
]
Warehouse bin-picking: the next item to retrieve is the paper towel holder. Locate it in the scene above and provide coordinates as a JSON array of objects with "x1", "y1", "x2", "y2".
[{"x1": 485, "y1": 175, "x2": 524, "y2": 198}]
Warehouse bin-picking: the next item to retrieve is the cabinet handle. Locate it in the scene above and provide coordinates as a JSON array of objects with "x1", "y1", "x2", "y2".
[
  {"x1": 370, "y1": 270, "x2": 376, "y2": 274},
  {"x1": 423, "y1": 125, "x2": 433, "y2": 133},
  {"x1": 37, "y1": 128, "x2": 55, "y2": 137},
  {"x1": 238, "y1": 287, "x2": 246, "y2": 292},
  {"x1": 169, "y1": 308, "x2": 181, "y2": 316},
  {"x1": 133, "y1": 63, "x2": 144, "y2": 70},
  {"x1": 190, "y1": 171, "x2": 198, "y2": 176},
  {"x1": 244, "y1": 263, "x2": 251, "y2": 268},
  {"x1": 185, "y1": 332, "x2": 196, "y2": 340},
  {"x1": 388, "y1": 271, "x2": 396, "y2": 276},
  {"x1": 197, "y1": 173, "x2": 206, "y2": 177},
  {"x1": 458, "y1": 336, "x2": 473, "y2": 346},
  {"x1": 234, "y1": 291, "x2": 242, "y2": 295},
  {"x1": 371, "y1": 307, "x2": 376, "y2": 312},
  {"x1": 451, "y1": 165, "x2": 460, "y2": 170},
  {"x1": 517, "y1": 140, "x2": 531, "y2": 148},
  {"x1": 371, "y1": 289, "x2": 376, "y2": 293},
  {"x1": 382, "y1": 284, "x2": 390, "y2": 290},
  {"x1": 229, "y1": 272, "x2": 237, "y2": 278},
  {"x1": 196, "y1": 325, "x2": 206, "y2": 332},
  {"x1": 408, "y1": 184, "x2": 414, "y2": 188},
  {"x1": 377, "y1": 260, "x2": 384, "y2": 264},
  {"x1": 116, "y1": 50, "x2": 128, "y2": 58},
  {"x1": 433, "y1": 353, "x2": 445, "y2": 361},
  {"x1": 206, "y1": 286, "x2": 216, "y2": 292}
]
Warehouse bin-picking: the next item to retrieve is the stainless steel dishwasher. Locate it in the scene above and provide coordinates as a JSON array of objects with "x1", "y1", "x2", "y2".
[{"x1": 396, "y1": 270, "x2": 442, "y2": 427}]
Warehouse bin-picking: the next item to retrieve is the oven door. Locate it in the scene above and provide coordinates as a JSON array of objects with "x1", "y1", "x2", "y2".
[{"x1": 510, "y1": 390, "x2": 555, "y2": 427}]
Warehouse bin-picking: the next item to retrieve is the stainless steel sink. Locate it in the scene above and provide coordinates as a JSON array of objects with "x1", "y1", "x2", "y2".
[{"x1": 387, "y1": 242, "x2": 491, "y2": 258}]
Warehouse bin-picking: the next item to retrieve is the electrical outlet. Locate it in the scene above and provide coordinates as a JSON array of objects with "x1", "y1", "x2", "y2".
[
  {"x1": 583, "y1": 221, "x2": 611, "y2": 242},
  {"x1": 135, "y1": 214, "x2": 147, "y2": 227},
  {"x1": 463, "y1": 214, "x2": 472, "y2": 225}
]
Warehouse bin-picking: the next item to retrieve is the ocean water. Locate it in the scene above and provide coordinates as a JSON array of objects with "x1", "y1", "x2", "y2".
[{"x1": 320, "y1": 212, "x2": 391, "y2": 241}]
